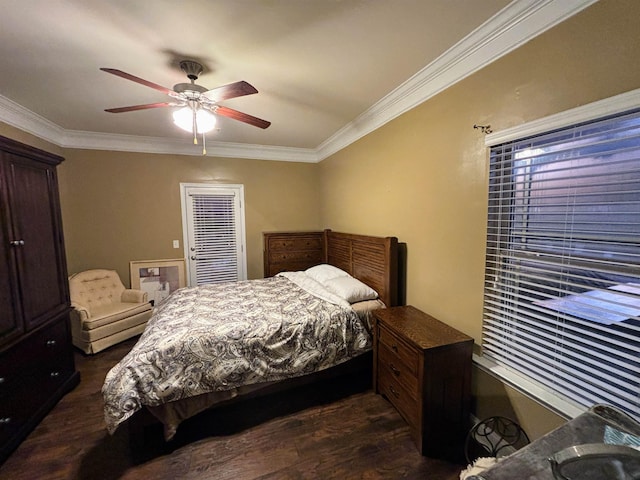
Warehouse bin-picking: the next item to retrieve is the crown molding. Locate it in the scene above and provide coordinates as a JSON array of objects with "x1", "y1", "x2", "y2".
[
  {"x1": 0, "y1": 94, "x2": 319, "y2": 162},
  {"x1": 0, "y1": 0, "x2": 596, "y2": 163},
  {"x1": 60, "y1": 129, "x2": 319, "y2": 162},
  {"x1": 0, "y1": 95, "x2": 67, "y2": 144},
  {"x1": 316, "y1": 0, "x2": 597, "y2": 160}
]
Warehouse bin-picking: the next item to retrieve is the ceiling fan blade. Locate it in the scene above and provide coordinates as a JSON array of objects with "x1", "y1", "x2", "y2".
[
  {"x1": 100, "y1": 68, "x2": 174, "y2": 96},
  {"x1": 214, "y1": 106, "x2": 271, "y2": 129},
  {"x1": 104, "y1": 102, "x2": 175, "y2": 113},
  {"x1": 203, "y1": 81, "x2": 258, "y2": 102}
]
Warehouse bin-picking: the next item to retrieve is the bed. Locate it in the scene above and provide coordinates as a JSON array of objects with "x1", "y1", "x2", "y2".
[{"x1": 102, "y1": 230, "x2": 398, "y2": 440}]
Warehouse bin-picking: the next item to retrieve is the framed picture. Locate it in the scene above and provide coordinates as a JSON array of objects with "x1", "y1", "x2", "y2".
[{"x1": 130, "y1": 258, "x2": 186, "y2": 305}]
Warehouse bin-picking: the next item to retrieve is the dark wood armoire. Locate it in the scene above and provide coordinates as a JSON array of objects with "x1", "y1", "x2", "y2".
[{"x1": 0, "y1": 135, "x2": 79, "y2": 463}]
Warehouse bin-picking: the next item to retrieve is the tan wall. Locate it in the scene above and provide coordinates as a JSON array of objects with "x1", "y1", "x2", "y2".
[
  {"x1": 319, "y1": 0, "x2": 640, "y2": 439},
  {"x1": 55, "y1": 149, "x2": 321, "y2": 285}
]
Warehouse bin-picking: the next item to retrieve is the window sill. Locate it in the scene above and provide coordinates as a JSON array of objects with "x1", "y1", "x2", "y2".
[{"x1": 473, "y1": 353, "x2": 586, "y2": 420}]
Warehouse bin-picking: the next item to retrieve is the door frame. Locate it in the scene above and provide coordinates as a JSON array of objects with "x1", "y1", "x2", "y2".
[{"x1": 179, "y1": 182, "x2": 247, "y2": 286}]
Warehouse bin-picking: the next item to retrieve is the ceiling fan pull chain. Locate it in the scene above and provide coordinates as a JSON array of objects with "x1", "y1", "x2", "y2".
[
  {"x1": 202, "y1": 132, "x2": 207, "y2": 155},
  {"x1": 192, "y1": 107, "x2": 198, "y2": 144}
]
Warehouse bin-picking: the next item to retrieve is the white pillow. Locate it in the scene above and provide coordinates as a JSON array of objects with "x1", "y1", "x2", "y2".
[
  {"x1": 350, "y1": 298, "x2": 386, "y2": 313},
  {"x1": 305, "y1": 264, "x2": 350, "y2": 284},
  {"x1": 323, "y1": 276, "x2": 378, "y2": 303}
]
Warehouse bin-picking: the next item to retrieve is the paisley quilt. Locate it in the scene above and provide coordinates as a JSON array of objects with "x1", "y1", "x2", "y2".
[{"x1": 102, "y1": 274, "x2": 372, "y2": 434}]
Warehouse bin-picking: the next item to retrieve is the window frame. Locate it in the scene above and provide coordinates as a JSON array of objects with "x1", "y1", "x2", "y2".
[{"x1": 477, "y1": 88, "x2": 640, "y2": 420}]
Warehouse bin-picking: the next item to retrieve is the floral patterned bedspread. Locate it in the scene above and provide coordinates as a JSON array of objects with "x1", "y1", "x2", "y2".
[{"x1": 102, "y1": 275, "x2": 372, "y2": 434}]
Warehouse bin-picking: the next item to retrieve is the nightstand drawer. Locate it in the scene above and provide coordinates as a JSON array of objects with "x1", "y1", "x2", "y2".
[
  {"x1": 378, "y1": 342, "x2": 418, "y2": 396},
  {"x1": 378, "y1": 325, "x2": 418, "y2": 376},
  {"x1": 268, "y1": 250, "x2": 323, "y2": 264},
  {"x1": 267, "y1": 236, "x2": 323, "y2": 252},
  {"x1": 378, "y1": 366, "x2": 418, "y2": 427}
]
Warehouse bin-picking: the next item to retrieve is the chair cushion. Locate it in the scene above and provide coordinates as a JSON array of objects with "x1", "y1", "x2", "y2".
[
  {"x1": 82, "y1": 301, "x2": 152, "y2": 331},
  {"x1": 76, "y1": 310, "x2": 151, "y2": 342}
]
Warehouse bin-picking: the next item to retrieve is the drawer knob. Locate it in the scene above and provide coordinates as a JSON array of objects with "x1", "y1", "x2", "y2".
[
  {"x1": 389, "y1": 385, "x2": 400, "y2": 399},
  {"x1": 391, "y1": 344, "x2": 398, "y2": 352},
  {"x1": 46, "y1": 340, "x2": 57, "y2": 347},
  {"x1": 0, "y1": 417, "x2": 11, "y2": 424},
  {"x1": 0, "y1": 377, "x2": 4, "y2": 384},
  {"x1": 390, "y1": 363, "x2": 401, "y2": 377}
]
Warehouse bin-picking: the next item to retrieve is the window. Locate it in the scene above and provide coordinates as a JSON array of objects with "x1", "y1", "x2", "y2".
[{"x1": 482, "y1": 105, "x2": 640, "y2": 420}]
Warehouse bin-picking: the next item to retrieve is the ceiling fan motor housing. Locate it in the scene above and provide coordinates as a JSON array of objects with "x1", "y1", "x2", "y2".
[
  {"x1": 180, "y1": 60, "x2": 204, "y2": 81},
  {"x1": 174, "y1": 61, "x2": 208, "y2": 99}
]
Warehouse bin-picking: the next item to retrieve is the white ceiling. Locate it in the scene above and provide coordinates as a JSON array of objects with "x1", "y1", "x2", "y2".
[{"x1": 0, "y1": 0, "x2": 595, "y2": 161}]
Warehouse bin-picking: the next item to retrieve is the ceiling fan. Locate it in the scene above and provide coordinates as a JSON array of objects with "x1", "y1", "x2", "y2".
[{"x1": 101, "y1": 60, "x2": 270, "y2": 153}]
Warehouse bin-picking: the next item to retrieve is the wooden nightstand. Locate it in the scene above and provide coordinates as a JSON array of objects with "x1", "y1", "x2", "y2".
[{"x1": 372, "y1": 305, "x2": 473, "y2": 459}]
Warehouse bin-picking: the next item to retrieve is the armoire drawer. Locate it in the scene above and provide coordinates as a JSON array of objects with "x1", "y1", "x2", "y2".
[
  {"x1": 0, "y1": 393, "x2": 29, "y2": 447},
  {"x1": 0, "y1": 354, "x2": 75, "y2": 446},
  {"x1": 0, "y1": 318, "x2": 71, "y2": 394}
]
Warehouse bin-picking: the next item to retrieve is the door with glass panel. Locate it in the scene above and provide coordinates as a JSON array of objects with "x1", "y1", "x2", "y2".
[{"x1": 180, "y1": 183, "x2": 247, "y2": 286}]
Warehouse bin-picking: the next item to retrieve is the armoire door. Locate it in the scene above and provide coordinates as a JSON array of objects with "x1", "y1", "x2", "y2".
[
  {"x1": 0, "y1": 202, "x2": 22, "y2": 346},
  {"x1": 4, "y1": 153, "x2": 69, "y2": 331}
]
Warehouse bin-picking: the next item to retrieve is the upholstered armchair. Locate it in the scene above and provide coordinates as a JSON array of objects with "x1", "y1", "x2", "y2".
[{"x1": 68, "y1": 269, "x2": 153, "y2": 354}]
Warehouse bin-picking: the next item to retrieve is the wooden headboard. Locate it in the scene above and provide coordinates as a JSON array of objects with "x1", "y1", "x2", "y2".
[
  {"x1": 263, "y1": 229, "x2": 398, "y2": 307},
  {"x1": 324, "y1": 230, "x2": 398, "y2": 307}
]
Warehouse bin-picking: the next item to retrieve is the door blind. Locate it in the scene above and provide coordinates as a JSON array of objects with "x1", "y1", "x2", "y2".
[
  {"x1": 189, "y1": 192, "x2": 241, "y2": 285},
  {"x1": 482, "y1": 108, "x2": 640, "y2": 419}
]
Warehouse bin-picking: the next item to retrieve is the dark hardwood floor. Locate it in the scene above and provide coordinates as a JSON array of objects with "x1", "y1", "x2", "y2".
[{"x1": 0, "y1": 338, "x2": 466, "y2": 479}]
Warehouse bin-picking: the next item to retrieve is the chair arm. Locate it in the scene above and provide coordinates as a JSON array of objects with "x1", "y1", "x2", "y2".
[
  {"x1": 121, "y1": 289, "x2": 148, "y2": 303},
  {"x1": 70, "y1": 302, "x2": 91, "y2": 321}
]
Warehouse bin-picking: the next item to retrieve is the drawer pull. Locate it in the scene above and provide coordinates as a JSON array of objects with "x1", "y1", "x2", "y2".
[
  {"x1": 0, "y1": 417, "x2": 11, "y2": 425},
  {"x1": 389, "y1": 363, "x2": 401, "y2": 377},
  {"x1": 50, "y1": 371, "x2": 60, "y2": 378},
  {"x1": 46, "y1": 340, "x2": 57, "y2": 347},
  {"x1": 0, "y1": 377, "x2": 4, "y2": 384},
  {"x1": 389, "y1": 385, "x2": 400, "y2": 399}
]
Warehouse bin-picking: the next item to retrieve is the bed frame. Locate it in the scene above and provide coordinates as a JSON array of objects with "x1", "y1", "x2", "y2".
[
  {"x1": 263, "y1": 229, "x2": 398, "y2": 307},
  {"x1": 131, "y1": 229, "x2": 399, "y2": 443}
]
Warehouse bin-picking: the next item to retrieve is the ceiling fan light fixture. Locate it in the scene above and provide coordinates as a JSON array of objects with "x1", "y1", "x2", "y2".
[{"x1": 172, "y1": 106, "x2": 216, "y2": 133}]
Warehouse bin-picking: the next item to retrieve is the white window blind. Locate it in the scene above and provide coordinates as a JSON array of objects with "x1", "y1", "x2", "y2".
[{"x1": 482, "y1": 108, "x2": 640, "y2": 420}]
